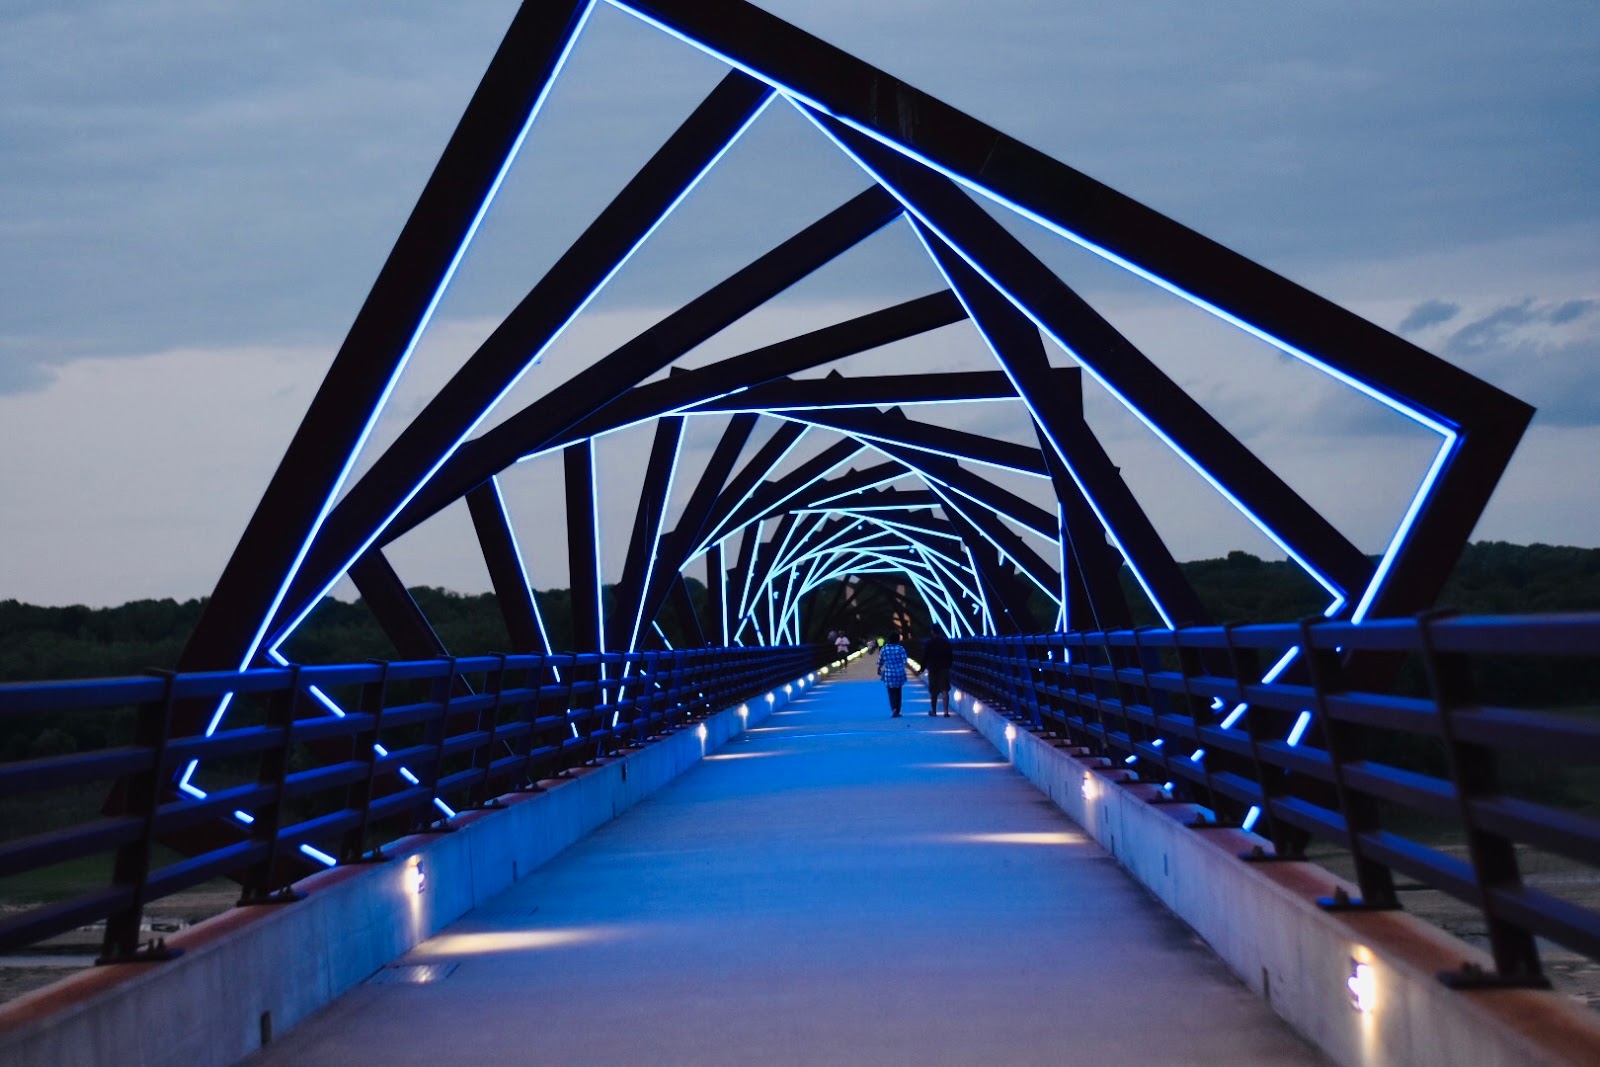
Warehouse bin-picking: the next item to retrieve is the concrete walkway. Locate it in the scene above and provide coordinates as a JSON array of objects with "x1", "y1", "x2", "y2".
[{"x1": 246, "y1": 665, "x2": 1324, "y2": 1066}]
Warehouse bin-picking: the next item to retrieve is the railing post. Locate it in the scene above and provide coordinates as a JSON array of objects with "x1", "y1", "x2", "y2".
[
  {"x1": 467, "y1": 654, "x2": 512, "y2": 808},
  {"x1": 239, "y1": 666, "x2": 308, "y2": 906},
  {"x1": 99, "y1": 670, "x2": 183, "y2": 963},
  {"x1": 1220, "y1": 626, "x2": 1279, "y2": 847},
  {"x1": 340, "y1": 660, "x2": 393, "y2": 863},
  {"x1": 1417, "y1": 612, "x2": 1550, "y2": 988},
  {"x1": 412, "y1": 657, "x2": 458, "y2": 830},
  {"x1": 1299, "y1": 619, "x2": 1399, "y2": 912}
]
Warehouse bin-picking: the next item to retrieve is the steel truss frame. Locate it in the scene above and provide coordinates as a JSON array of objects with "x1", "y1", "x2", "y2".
[{"x1": 160, "y1": 0, "x2": 1534, "y2": 897}]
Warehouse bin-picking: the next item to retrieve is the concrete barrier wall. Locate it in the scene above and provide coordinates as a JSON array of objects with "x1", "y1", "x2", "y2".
[
  {"x1": 961, "y1": 700, "x2": 1600, "y2": 1067},
  {"x1": 0, "y1": 678, "x2": 814, "y2": 1067}
]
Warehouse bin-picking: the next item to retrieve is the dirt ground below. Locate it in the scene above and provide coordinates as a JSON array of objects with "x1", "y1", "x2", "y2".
[{"x1": 1, "y1": 883, "x2": 238, "y2": 1004}]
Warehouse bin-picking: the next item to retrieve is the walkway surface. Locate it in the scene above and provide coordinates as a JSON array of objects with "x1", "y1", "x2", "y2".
[{"x1": 247, "y1": 663, "x2": 1324, "y2": 1066}]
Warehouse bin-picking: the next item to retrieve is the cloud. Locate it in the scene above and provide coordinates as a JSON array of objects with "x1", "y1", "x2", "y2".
[
  {"x1": 1397, "y1": 299, "x2": 1460, "y2": 333},
  {"x1": 0, "y1": 350, "x2": 56, "y2": 395},
  {"x1": 1441, "y1": 298, "x2": 1600, "y2": 426}
]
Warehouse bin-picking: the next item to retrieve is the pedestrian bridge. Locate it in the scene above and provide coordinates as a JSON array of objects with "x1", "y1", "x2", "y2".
[
  {"x1": 242, "y1": 658, "x2": 1317, "y2": 1066},
  {"x1": 4, "y1": 3, "x2": 1600, "y2": 1064},
  {"x1": 5, "y1": 647, "x2": 1598, "y2": 1067}
]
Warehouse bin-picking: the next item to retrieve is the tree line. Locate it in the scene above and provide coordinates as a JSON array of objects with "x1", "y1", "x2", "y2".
[{"x1": 3, "y1": 541, "x2": 1597, "y2": 762}]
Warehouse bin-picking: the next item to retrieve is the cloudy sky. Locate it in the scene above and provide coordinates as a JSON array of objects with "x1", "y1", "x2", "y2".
[{"x1": 2, "y1": 0, "x2": 1596, "y2": 608}]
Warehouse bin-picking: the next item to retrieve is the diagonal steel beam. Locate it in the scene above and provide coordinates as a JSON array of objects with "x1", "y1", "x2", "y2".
[
  {"x1": 615, "y1": 414, "x2": 686, "y2": 651},
  {"x1": 466, "y1": 477, "x2": 551, "y2": 655},
  {"x1": 683, "y1": 368, "x2": 1052, "y2": 413},
  {"x1": 265, "y1": 72, "x2": 778, "y2": 648},
  {"x1": 828, "y1": 119, "x2": 1371, "y2": 607},
  {"x1": 179, "y1": 0, "x2": 593, "y2": 684},
  {"x1": 783, "y1": 407, "x2": 1049, "y2": 478},
  {"x1": 351, "y1": 188, "x2": 904, "y2": 579}
]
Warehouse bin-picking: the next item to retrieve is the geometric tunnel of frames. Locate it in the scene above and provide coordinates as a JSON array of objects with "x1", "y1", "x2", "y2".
[{"x1": 169, "y1": 2, "x2": 1531, "y2": 845}]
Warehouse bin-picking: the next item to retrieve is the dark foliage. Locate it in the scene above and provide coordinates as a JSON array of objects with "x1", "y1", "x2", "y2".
[{"x1": 3, "y1": 543, "x2": 1597, "y2": 759}]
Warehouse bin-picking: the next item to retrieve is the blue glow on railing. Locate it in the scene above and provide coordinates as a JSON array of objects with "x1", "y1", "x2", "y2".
[
  {"x1": 299, "y1": 843, "x2": 339, "y2": 868},
  {"x1": 1287, "y1": 710, "x2": 1313, "y2": 747},
  {"x1": 1242, "y1": 806, "x2": 1262, "y2": 832},
  {"x1": 1219, "y1": 646, "x2": 1301, "y2": 731},
  {"x1": 233, "y1": 809, "x2": 255, "y2": 825},
  {"x1": 432, "y1": 797, "x2": 457, "y2": 819}
]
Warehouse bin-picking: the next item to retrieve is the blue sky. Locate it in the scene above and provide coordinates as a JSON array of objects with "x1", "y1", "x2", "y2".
[{"x1": 2, "y1": 0, "x2": 1596, "y2": 606}]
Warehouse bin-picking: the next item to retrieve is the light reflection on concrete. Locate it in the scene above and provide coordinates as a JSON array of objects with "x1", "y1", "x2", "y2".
[
  {"x1": 411, "y1": 927, "x2": 624, "y2": 958},
  {"x1": 913, "y1": 761, "x2": 1009, "y2": 769},
  {"x1": 938, "y1": 832, "x2": 1088, "y2": 846},
  {"x1": 703, "y1": 751, "x2": 792, "y2": 761}
]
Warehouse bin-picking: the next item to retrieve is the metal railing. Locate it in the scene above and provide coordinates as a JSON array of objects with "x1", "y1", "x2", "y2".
[
  {"x1": 951, "y1": 613, "x2": 1600, "y2": 988},
  {"x1": 0, "y1": 644, "x2": 824, "y2": 961}
]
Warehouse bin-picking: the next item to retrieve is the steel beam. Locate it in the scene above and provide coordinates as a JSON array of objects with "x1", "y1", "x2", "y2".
[
  {"x1": 264, "y1": 73, "x2": 779, "y2": 646},
  {"x1": 179, "y1": 0, "x2": 592, "y2": 685}
]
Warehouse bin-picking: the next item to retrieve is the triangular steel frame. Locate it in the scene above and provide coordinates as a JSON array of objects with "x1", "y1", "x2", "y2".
[{"x1": 175, "y1": 0, "x2": 1531, "y2": 763}]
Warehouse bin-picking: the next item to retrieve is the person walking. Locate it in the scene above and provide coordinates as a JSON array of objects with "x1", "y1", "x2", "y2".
[
  {"x1": 877, "y1": 630, "x2": 911, "y2": 717},
  {"x1": 834, "y1": 631, "x2": 851, "y2": 658},
  {"x1": 921, "y1": 626, "x2": 954, "y2": 715}
]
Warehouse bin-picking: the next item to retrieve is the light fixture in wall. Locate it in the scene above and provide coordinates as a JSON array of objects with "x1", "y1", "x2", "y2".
[
  {"x1": 405, "y1": 855, "x2": 426, "y2": 896},
  {"x1": 1348, "y1": 958, "x2": 1376, "y2": 1013}
]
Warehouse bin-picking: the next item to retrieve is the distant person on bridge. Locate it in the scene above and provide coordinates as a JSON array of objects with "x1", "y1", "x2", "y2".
[
  {"x1": 834, "y1": 631, "x2": 851, "y2": 657},
  {"x1": 877, "y1": 630, "x2": 913, "y2": 717},
  {"x1": 920, "y1": 627, "x2": 953, "y2": 716}
]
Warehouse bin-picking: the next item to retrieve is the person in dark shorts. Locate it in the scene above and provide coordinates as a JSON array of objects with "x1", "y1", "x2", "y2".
[{"x1": 920, "y1": 627, "x2": 953, "y2": 716}]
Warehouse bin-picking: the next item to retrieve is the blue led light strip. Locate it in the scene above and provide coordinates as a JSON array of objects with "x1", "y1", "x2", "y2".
[
  {"x1": 490, "y1": 475, "x2": 561, "y2": 679},
  {"x1": 611, "y1": 0, "x2": 1459, "y2": 628},
  {"x1": 229, "y1": 0, "x2": 603, "y2": 692},
  {"x1": 770, "y1": 412, "x2": 1050, "y2": 482},
  {"x1": 626, "y1": 423, "x2": 687, "y2": 655},
  {"x1": 264, "y1": 88, "x2": 777, "y2": 667}
]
